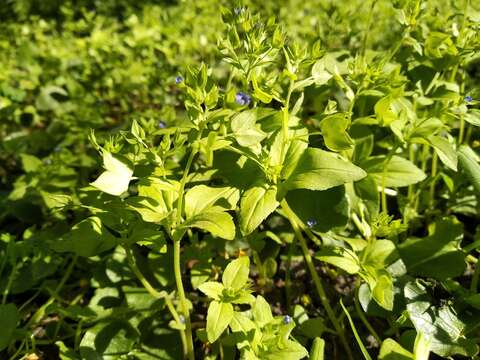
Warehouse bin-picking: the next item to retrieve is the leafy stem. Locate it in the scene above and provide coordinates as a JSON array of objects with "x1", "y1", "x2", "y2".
[
  {"x1": 124, "y1": 246, "x2": 188, "y2": 355},
  {"x1": 280, "y1": 200, "x2": 354, "y2": 360}
]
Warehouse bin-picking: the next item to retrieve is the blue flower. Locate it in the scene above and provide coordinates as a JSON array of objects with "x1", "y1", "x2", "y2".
[
  {"x1": 465, "y1": 95, "x2": 473, "y2": 103},
  {"x1": 283, "y1": 315, "x2": 293, "y2": 324},
  {"x1": 158, "y1": 120, "x2": 167, "y2": 129},
  {"x1": 306, "y1": 219, "x2": 317, "y2": 228},
  {"x1": 235, "y1": 91, "x2": 251, "y2": 106},
  {"x1": 234, "y1": 7, "x2": 244, "y2": 16},
  {"x1": 175, "y1": 76, "x2": 183, "y2": 84}
]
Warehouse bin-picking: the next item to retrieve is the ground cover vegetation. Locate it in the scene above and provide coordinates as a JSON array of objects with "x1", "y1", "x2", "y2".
[{"x1": 1, "y1": 0, "x2": 480, "y2": 359}]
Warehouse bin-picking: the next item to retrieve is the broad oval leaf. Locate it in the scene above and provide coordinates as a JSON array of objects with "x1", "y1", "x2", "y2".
[
  {"x1": 185, "y1": 185, "x2": 239, "y2": 218},
  {"x1": 181, "y1": 208, "x2": 235, "y2": 240},
  {"x1": 53, "y1": 216, "x2": 117, "y2": 257},
  {"x1": 0, "y1": 304, "x2": 19, "y2": 351},
  {"x1": 198, "y1": 281, "x2": 224, "y2": 300},
  {"x1": 286, "y1": 148, "x2": 366, "y2": 191},
  {"x1": 286, "y1": 187, "x2": 349, "y2": 232},
  {"x1": 398, "y1": 217, "x2": 465, "y2": 280},
  {"x1": 206, "y1": 301, "x2": 234, "y2": 343},
  {"x1": 315, "y1": 247, "x2": 360, "y2": 274},
  {"x1": 222, "y1": 256, "x2": 250, "y2": 290},
  {"x1": 239, "y1": 184, "x2": 279, "y2": 236},
  {"x1": 361, "y1": 155, "x2": 426, "y2": 187}
]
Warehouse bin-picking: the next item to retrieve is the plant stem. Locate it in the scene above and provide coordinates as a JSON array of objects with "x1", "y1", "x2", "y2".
[
  {"x1": 429, "y1": 151, "x2": 438, "y2": 209},
  {"x1": 172, "y1": 137, "x2": 200, "y2": 360},
  {"x1": 173, "y1": 239, "x2": 194, "y2": 360},
  {"x1": 124, "y1": 246, "x2": 188, "y2": 355},
  {"x1": 471, "y1": 260, "x2": 480, "y2": 292},
  {"x1": 361, "y1": 0, "x2": 377, "y2": 57},
  {"x1": 354, "y1": 286, "x2": 381, "y2": 343},
  {"x1": 281, "y1": 200, "x2": 354, "y2": 360}
]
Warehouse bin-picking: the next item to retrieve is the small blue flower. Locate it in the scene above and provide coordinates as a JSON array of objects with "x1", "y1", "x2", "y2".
[
  {"x1": 158, "y1": 120, "x2": 167, "y2": 129},
  {"x1": 465, "y1": 95, "x2": 473, "y2": 103},
  {"x1": 306, "y1": 219, "x2": 317, "y2": 228},
  {"x1": 234, "y1": 7, "x2": 244, "y2": 16},
  {"x1": 175, "y1": 76, "x2": 183, "y2": 84},
  {"x1": 235, "y1": 91, "x2": 251, "y2": 106},
  {"x1": 283, "y1": 315, "x2": 293, "y2": 324}
]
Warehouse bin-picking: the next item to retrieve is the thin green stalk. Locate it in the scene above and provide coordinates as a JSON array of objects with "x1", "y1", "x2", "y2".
[
  {"x1": 281, "y1": 200, "x2": 354, "y2": 360},
  {"x1": 340, "y1": 299, "x2": 373, "y2": 360},
  {"x1": 361, "y1": 0, "x2": 377, "y2": 57},
  {"x1": 124, "y1": 246, "x2": 187, "y2": 355},
  {"x1": 2, "y1": 262, "x2": 18, "y2": 304},
  {"x1": 471, "y1": 261, "x2": 480, "y2": 292},
  {"x1": 172, "y1": 139, "x2": 200, "y2": 360},
  {"x1": 285, "y1": 240, "x2": 295, "y2": 313},
  {"x1": 354, "y1": 286, "x2": 381, "y2": 343},
  {"x1": 173, "y1": 239, "x2": 194, "y2": 360},
  {"x1": 429, "y1": 151, "x2": 438, "y2": 209}
]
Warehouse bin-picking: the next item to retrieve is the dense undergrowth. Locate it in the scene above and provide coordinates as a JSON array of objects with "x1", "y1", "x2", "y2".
[{"x1": 1, "y1": 0, "x2": 480, "y2": 359}]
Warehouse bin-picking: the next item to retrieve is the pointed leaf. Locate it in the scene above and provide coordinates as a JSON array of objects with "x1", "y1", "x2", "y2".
[
  {"x1": 206, "y1": 301, "x2": 234, "y2": 343},
  {"x1": 286, "y1": 148, "x2": 366, "y2": 191}
]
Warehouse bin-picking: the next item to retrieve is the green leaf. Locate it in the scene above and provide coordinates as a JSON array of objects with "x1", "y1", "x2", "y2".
[
  {"x1": 320, "y1": 113, "x2": 354, "y2": 151},
  {"x1": 52, "y1": 216, "x2": 117, "y2": 257},
  {"x1": 316, "y1": 247, "x2": 360, "y2": 274},
  {"x1": 413, "y1": 332, "x2": 431, "y2": 360},
  {"x1": 198, "y1": 281, "x2": 224, "y2": 300},
  {"x1": 375, "y1": 96, "x2": 397, "y2": 126},
  {"x1": 56, "y1": 341, "x2": 80, "y2": 360},
  {"x1": 79, "y1": 320, "x2": 138, "y2": 359},
  {"x1": 427, "y1": 135, "x2": 457, "y2": 171},
  {"x1": 222, "y1": 256, "x2": 250, "y2": 290},
  {"x1": 398, "y1": 217, "x2": 465, "y2": 280},
  {"x1": 312, "y1": 59, "x2": 332, "y2": 85},
  {"x1": 185, "y1": 185, "x2": 239, "y2": 218},
  {"x1": 361, "y1": 240, "x2": 399, "y2": 269},
  {"x1": 0, "y1": 304, "x2": 19, "y2": 351},
  {"x1": 181, "y1": 208, "x2": 235, "y2": 240},
  {"x1": 361, "y1": 155, "x2": 426, "y2": 187},
  {"x1": 231, "y1": 110, "x2": 267, "y2": 147},
  {"x1": 20, "y1": 153, "x2": 42, "y2": 172},
  {"x1": 286, "y1": 187, "x2": 349, "y2": 232},
  {"x1": 286, "y1": 148, "x2": 366, "y2": 191},
  {"x1": 263, "y1": 340, "x2": 309, "y2": 360},
  {"x1": 378, "y1": 339, "x2": 413, "y2": 360},
  {"x1": 252, "y1": 295, "x2": 274, "y2": 327},
  {"x1": 458, "y1": 145, "x2": 480, "y2": 193},
  {"x1": 404, "y1": 281, "x2": 478, "y2": 357},
  {"x1": 91, "y1": 151, "x2": 134, "y2": 196},
  {"x1": 464, "y1": 109, "x2": 480, "y2": 127},
  {"x1": 353, "y1": 176, "x2": 379, "y2": 217},
  {"x1": 206, "y1": 301, "x2": 234, "y2": 343},
  {"x1": 309, "y1": 338, "x2": 325, "y2": 360},
  {"x1": 239, "y1": 184, "x2": 279, "y2": 236},
  {"x1": 281, "y1": 127, "x2": 309, "y2": 180},
  {"x1": 229, "y1": 312, "x2": 256, "y2": 333},
  {"x1": 371, "y1": 271, "x2": 394, "y2": 311}
]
